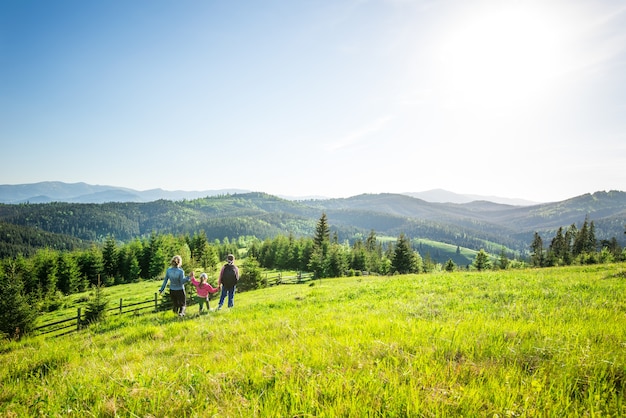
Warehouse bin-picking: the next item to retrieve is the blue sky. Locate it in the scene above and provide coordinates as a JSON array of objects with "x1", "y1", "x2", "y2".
[{"x1": 1, "y1": 0, "x2": 625, "y2": 202}]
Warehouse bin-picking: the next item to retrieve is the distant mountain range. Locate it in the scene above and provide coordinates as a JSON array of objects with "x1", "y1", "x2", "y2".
[
  {"x1": 0, "y1": 181, "x2": 538, "y2": 205},
  {"x1": 1, "y1": 183, "x2": 625, "y2": 262},
  {"x1": 403, "y1": 189, "x2": 538, "y2": 206},
  {"x1": 0, "y1": 182, "x2": 250, "y2": 204}
]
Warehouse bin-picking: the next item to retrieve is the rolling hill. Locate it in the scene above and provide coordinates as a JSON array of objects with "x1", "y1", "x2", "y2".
[{"x1": 0, "y1": 188, "x2": 624, "y2": 261}]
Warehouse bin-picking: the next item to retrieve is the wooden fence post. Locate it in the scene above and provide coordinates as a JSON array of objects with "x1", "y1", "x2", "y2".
[
  {"x1": 119, "y1": 298, "x2": 123, "y2": 314},
  {"x1": 76, "y1": 308, "x2": 81, "y2": 331}
]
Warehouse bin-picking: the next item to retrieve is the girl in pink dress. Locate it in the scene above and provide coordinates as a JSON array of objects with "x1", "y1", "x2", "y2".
[{"x1": 190, "y1": 272, "x2": 219, "y2": 313}]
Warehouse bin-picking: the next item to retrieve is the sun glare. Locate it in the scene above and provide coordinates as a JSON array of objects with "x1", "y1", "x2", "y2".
[{"x1": 437, "y1": 4, "x2": 571, "y2": 110}]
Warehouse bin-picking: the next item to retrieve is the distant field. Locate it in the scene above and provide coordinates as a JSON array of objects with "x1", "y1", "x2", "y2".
[
  {"x1": 414, "y1": 238, "x2": 480, "y2": 265},
  {"x1": 2, "y1": 264, "x2": 625, "y2": 416},
  {"x1": 378, "y1": 236, "x2": 501, "y2": 266}
]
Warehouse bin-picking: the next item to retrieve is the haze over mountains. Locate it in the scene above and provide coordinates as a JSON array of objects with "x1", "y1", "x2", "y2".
[
  {"x1": 1, "y1": 182, "x2": 625, "y2": 262},
  {"x1": 0, "y1": 182, "x2": 249, "y2": 204},
  {"x1": 0, "y1": 181, "x2": 538, "y2": 206}
]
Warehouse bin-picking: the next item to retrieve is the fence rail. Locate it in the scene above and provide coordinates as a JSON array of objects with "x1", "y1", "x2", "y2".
[
  {"x1": 264, "y1": 271, "x2": 314, "y2": 286},
  {"x1": 34, "y1": 308, "x2": 82, "y2": 337},
  {"x1": 34, "y1": 294, "x2": 164, "y2": 338}
]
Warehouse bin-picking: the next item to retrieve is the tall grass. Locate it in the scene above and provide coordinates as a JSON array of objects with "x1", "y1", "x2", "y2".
[{"x1": 1, "y1": 264, "x2": 625, "y2": 416}]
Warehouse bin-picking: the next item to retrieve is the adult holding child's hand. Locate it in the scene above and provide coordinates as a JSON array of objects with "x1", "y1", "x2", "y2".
[{"x1": 159, "y1": 255, "x2": 191, "y2": 317}]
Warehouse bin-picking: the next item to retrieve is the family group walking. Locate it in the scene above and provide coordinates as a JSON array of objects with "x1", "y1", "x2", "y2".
[{"x1": 158, "y1": 254, "x2": 240, "y2": 316}]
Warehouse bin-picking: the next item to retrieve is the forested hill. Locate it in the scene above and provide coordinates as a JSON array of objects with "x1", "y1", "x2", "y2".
[{"x1": 0, "y1": 190, "x2": 624, "y2": 258}]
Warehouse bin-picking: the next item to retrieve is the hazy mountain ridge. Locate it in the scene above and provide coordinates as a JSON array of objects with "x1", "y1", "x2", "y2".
[
  {"x1": 1, "y1": 181, "x2": 536, "y2": 205},
  {"x1": 0, "y1": 181, "x2": 250, "y2": 204},
  {"x1": 403, "y1": 189, "x2": 538, "y2": 206}
]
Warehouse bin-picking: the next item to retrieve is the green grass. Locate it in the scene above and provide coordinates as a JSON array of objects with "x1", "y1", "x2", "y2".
[
  {"x1": 2, "y1": 264, "x2": 625, "y2": 416},
  {"x1": 38, "y1": 280, "x2": 163, "y2": 326}
]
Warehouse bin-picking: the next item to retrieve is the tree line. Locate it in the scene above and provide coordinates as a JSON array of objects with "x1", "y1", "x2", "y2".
[
  {"x1": 1, "y1": 213, "x2": 624, "y2": 339},
  {"x1": 529, "y1": 216, "x2": 625, "y2": 267}
]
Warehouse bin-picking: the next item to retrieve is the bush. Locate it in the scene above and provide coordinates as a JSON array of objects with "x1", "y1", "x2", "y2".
[
  {"x1": 598, "y1": 248, "x2": 615, "y2": 264},
  {"x1": 577, "y1": 252, "x2": 599, "y2": 265},
  {"x1": 83, "y1": 283, "x2": 108, "y2": 324},
  {"x1": 42, "y1": 291, "x2": 67, "y2": 312},
  {"x1": 237, "y1": 257, "x2": 263, "y2": 292}
]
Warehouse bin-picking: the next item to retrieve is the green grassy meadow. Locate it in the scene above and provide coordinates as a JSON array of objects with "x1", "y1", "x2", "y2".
[{"x1": 1, "y1": 264, "x2": 625, "y2": 417}]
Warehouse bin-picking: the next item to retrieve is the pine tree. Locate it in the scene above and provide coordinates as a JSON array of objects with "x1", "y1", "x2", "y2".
[
  {"x1": 473, "y1": 249, "x2": 491, "y2": 271},
  {"x1": 313, "y1": 213, "x2": 330, "y2": 250},
  {"x1": 102, "y1": 235, "x2": 118, "y2": 285},
  {"x1": 57, "y1": 252, "x2": 84, "y2": 294},
  {"x1": 365, "y1": 230, "x2": 377, "y2": 252},
  {"x1": 444, "y1": 258, "x2": 456, "y2": 272},
  {"x1": 148, "y1": 247, "x2": 168, "y2": 280},
  {"x1": 422, "y1": 252, "x2": 435, "y2": 273},
  {"x1": 118, "y1": 244, "x2": 140, "y2": 283},
  {"x1": 288, "y1": 238, "x2": 304, "y2": 271},
  {"x1": 350, "y1": 239, "x2": 367, "y2": 271},
  {"x1": 0, "y1": 260, "x2": 37, "y2": 338},
  {"x1": 309, "y1": 213, "x2": 331, "y2": 278},
  {"x1": 84, "y1": 276, "x2": 109, "y2": 324},
  {"x1": 238, "y1": 256, "x2": 263, "y2": 291},
  {"x1": 573, "y1": 217, "x2": 590, "y2": 256},
  {"x1": 564, "y1": 224, "x2": 577, "y2": 264},
  {"x1": 77, "y1": 246, "x2": 104, "y2": 286},
  {"x1": 327, "y1": 244, "x2": 348, "y2": 278},
  {"x1": 308, "y1": 245, "x2": 329, "y2": 279},
  {"x1": 32, "y1": 248, "x2": 58, "y2": 299},
  {"x1": 363, "y1": 230, "x2": 383, "y2": 273},
  {"x1": 189, "y1": 231, "x2": 209, "y2": 262},
  {"x1": 530, "y1": 232, "x2": 544, "y2": 267},
  {"x1": 497, "y1": 247, "x2": 510, "y2": 270},
  {"x1": 392, "y1": 233, "x2": 418, "y2": 274},
  {"x1": 549, "y1": 227, "x2": 567, "y2": 266},
  {"x1": 587, "y1": 220, "x2": 597, "y2": 253}
]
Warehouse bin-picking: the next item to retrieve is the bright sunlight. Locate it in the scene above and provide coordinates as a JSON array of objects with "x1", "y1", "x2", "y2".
[{"x1": 436, "y1": 3, "x2": 573, "y2": 110}]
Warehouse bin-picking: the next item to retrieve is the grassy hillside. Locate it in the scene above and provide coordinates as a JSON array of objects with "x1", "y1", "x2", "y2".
[
  {"x1": 414, "y1": 238, "x2": 481, "y2": 266},
  {"x1": 2, "y1": 264, "x2": 625, "y2": 416}
]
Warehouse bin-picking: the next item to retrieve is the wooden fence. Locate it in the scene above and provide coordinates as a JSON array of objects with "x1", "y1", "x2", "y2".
[
  {"x1": 33, "y1": 271, "x2": 315, "y2": 338},
  {"x1": 264, "y1": 271, "x2": 314, "y2": 286},
  {"x1": 33, "y1": 293, "x2": 163, "y2": 338}
]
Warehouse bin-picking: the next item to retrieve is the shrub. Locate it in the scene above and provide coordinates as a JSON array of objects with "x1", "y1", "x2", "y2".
[
  {"x1": 42, "y1": 291, "x2": 67, "y2": 312},
  {"x1": 83, "y1": 282, "x2": 108, "y2": 324},
  {"x1": 238, "y1": 256, "x2": 263, "y2": 292}
]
